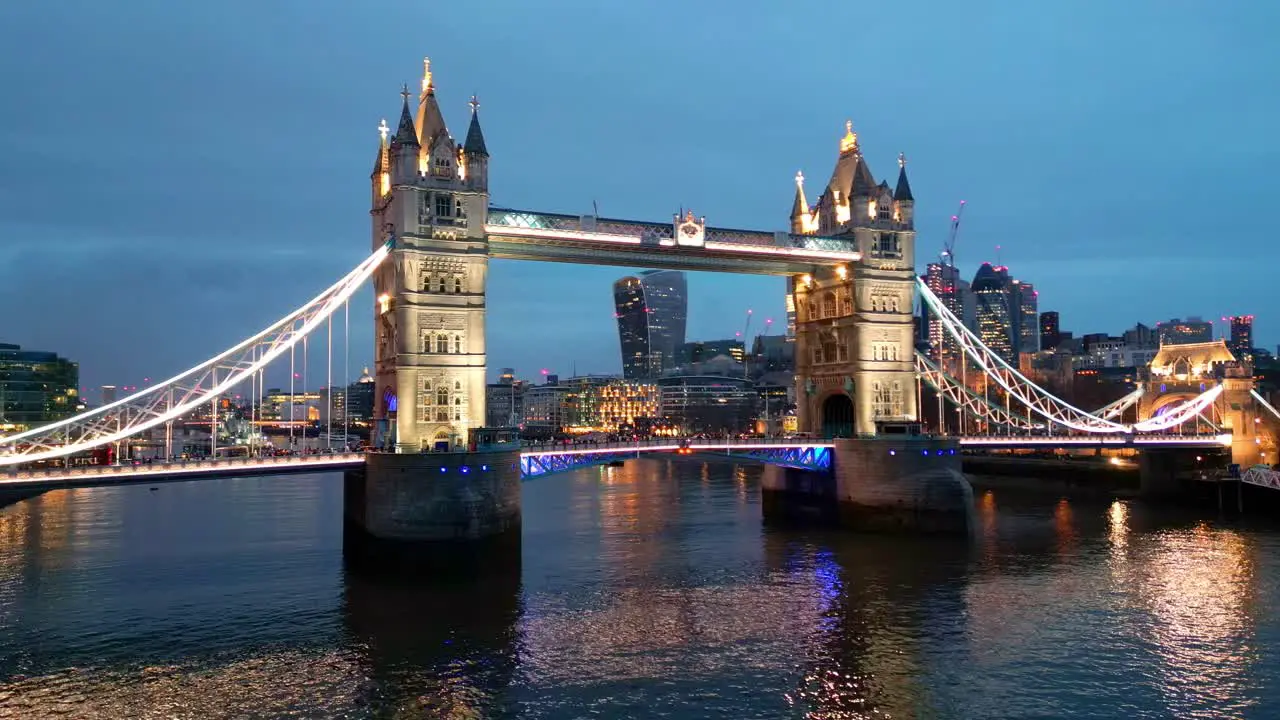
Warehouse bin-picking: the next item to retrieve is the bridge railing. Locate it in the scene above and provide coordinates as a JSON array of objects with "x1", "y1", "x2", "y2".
[
  {"x1": 1, "y1": 452, "x2": 366, "y2": 482},
  {"x1": 518, "y1": 437, "x2": 835, "y2": 454}
]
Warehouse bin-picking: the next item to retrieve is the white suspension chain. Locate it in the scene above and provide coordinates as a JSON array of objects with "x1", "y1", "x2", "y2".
[{"x1": 0, "y1": 242, "x2": 391, "y2": 465}]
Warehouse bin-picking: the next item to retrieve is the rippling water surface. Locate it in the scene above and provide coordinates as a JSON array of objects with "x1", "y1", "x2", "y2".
[{"x1": 2, "y1": 460, "x2": 1280, "y2": 718}]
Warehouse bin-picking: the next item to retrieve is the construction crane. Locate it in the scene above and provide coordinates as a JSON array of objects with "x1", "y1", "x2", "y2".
[{"x1": 939, "y1": 200, "x2": 966, "y2": 268}]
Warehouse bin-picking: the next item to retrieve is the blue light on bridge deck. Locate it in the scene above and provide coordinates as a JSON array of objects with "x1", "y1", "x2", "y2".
[
  {"x1": 460, "y1": 466, "x2": 469, "y2": 474},
  {"x1": 889, "y1": 449, "x2": 896, "y2": 456},
  {"x1": 481, "y1": 465, "x2": 489, "y2": 471},
  {"x1": 922, "y1": 450, "x2": 929, "y2": 456},
  {"x1": 440, "y1": 467, "x2": 446, "y2": 473}
]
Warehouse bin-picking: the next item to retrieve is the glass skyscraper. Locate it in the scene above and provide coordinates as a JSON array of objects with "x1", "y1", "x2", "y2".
[
  {"x1": 971, "y1": 263, "x2": 1014, "y2": 363},
  {"x1": 1011, "y1": 280, "x2": 1039, "y2": 358},
  {"x1": 613, "y1": 270, "x2": 688, "y2": 379},
  {"x1": 0, "y1": 343, "x2": 80, "y2": 431}
]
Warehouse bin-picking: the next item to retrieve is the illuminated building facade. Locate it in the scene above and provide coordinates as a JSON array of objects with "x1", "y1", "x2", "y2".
[
  {"x1": 560, "y1": 376, "x2": 659, "y2": 431},
  {"x1": 0, "y1": 343, "x2": 80, "y2": 432},
  {"x1": 1157, "y1": 317, "x2": 1213, "y2": 346},
  {"x1": 370, "y1": 59, "x2": 491, "y2": 451},
  {"x1": 1227, "y1": 315, "x2": 1254, "y2": 360},
  {"x1": 971, "y1": 263, "x2": 1013, "y2": 363},
  {"x1": 614, "y1": 270, "x2": 688, "y2": 379},
  {"x1": 922, "y1": 262, "x2": 963, "y2": 365},
  {"x1": 790, "y1": 124, "x2": 918, "y2": 435}
]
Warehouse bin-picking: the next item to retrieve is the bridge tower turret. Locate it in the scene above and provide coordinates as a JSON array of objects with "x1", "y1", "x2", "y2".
[
  {"x1": 370, "y1": 58, "x2": 490, "y2": 452},
  {"x1": 792, "y1": 121, "x2": 918, "y2": 436}
]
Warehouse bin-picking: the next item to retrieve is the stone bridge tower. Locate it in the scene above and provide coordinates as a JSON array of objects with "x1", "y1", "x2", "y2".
[
  {"x1": 1143, "y1": 340, "x2": 1264, "y2": 465},
  {"x1": 370, "y1": 59, "x2": 491, "y2": 452},
  {"x1": 791, "y1": 122, "x2": 918, "y2": 436}
]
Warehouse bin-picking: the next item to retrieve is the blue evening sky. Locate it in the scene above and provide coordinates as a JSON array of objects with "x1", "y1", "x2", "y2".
[{"x1": 0, "y1": 0, "x2": 1275, "y2": 391}]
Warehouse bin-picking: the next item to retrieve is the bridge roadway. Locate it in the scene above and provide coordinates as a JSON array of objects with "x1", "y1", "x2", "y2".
[{"x1": 0, "y1": 435, "x2": 1229, "y2": 492}]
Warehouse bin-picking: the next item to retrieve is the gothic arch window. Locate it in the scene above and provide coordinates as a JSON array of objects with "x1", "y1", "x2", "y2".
[
  {"x1": 433, "y1": 155, "x2": 451, "y2": 178},
  {"x1": 453, "y1": 276, "x2": 464, "y2": 293},
  {"x1": 435, "y1": 334, "x2": 448, "y2": 354},
  {"x1": 871, "y1": 296, "x2": 882, "y2": 313},
  {"x1": 808, "y1": 300, "x2": 818, "y2": 321},
  {"x1": 454, "y1": 396, "x2": 463, "y2": 421},
  {"x1": 841, "y1": 291, "x2": 853, "y2": 315},
  {"x1": 889, "y1": 295, "x2": 901, "y2": 313},
  {"x1": 420, "y1": 269, "x2": 431, "y2": 292},
  {"x1": 1173, "y1": 357, "x2": 1191, "y2": 376},
  {"x1": 455, "y1": 199, "x2": 467, "y2": 220},
  {"x1": 420, "y1": 331, "x2": 430, "y2": 354},
  {"x1": 450, "y1": 334, "x2": 459, "y2": 354},
  {"x1": 821, "y1": 292, "x2": 837, "y2": 318}
]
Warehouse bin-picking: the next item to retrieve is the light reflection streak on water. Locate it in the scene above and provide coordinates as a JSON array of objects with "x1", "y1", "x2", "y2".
[
  {"x1": 1124, "y1": 523, "x2": 1259, "y2": 717},
  {"x1": 1053, "y1": 498, "x2": 1076, "y2": 556}
]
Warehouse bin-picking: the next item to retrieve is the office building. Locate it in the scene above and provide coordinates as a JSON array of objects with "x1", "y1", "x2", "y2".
[
  {"x1": 657, "y1": 375, "x2": 757, "y2": 434},
  {"x1": 100, "y1": 385, "x2": 118, "y2": 406},
  {"x1": 1227, "y1": 315, "x2": 1254, "y2": 360},
  {"x1": 0, "y1": 343, "x2": 80, "y2": 431},
  {"x1": 971, "y1": 263, "x2": 1014, "y2": 363},
  {"x1": 484, "y1": 368, "x2": 526, "y2": 427},
  {"x1": 677, "y1": 339, "x2": 745, "y2": 367},
  {"x1": 613, "y1": 270, "x2": 688, "y2": 379},
  {"x1": 1010, "y1": 280, "x2": 1039, "y2": 357},
  {"x1": 921, "y1": 262, "x2": 965, "y2": 365},
  {"x1": 1039, "y1": 311, "x2": 1060, "y2": 351},
  {"x1": 1157, "y1": 318, "x2": 1213, "y2": 346}
]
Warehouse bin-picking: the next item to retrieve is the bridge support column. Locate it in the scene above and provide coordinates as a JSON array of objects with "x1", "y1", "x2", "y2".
[
  {"x1": 344, "y1": 450, "x2": 521, "y2": 572},
  {"x1": 763, "y1": 437, "x2": 970, "y2": 534}
]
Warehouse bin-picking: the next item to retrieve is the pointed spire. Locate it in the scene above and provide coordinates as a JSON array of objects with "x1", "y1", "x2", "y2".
[
  {"x1": 464, "y1": 95, "x2": 488, "y2": 156},
  {"x1": 415, "y1": 57, "x2": 448, "y2": 148},
  {"x1": 850, "y1": 155, "x2": 877, "y2": 197},
  {"x1": 421, "y1": 57, "x2": 434, "y2": 96},
  {"x1": 894, "y1": 152, "x2": 914, "y2": 201},
  {"x1": 392, "y1": 86, "x2": 418, "y2": 146},
  {"x1": 791, "y1": 171, "x2": 809, "y2": 218}
]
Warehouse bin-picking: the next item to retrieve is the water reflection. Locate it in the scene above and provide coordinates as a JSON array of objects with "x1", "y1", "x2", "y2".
[
  {"x1": 3, "y1": 467, "x2": 1280, "y2": 717},
  {"x1": 342, "y1": 559, "x2": 521, "y2": 717},
  {"x1": 767, "y1": 532, "x2": 973, "y2": 718}
]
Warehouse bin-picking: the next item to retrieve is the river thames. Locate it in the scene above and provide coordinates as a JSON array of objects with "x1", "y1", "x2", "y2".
[{"x1": 1, "y1": 459, "x2": 1278, "y2": 718}]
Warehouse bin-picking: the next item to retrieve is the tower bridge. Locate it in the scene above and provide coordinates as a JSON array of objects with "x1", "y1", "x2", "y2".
[{"x1": 2, "y1": 56, "x2": 1278, "y2": 547}]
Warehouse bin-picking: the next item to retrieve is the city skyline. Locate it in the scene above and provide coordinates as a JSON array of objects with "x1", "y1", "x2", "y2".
[{"x1": 1, "y1": 1, "x2": 1276, "y2": 391}]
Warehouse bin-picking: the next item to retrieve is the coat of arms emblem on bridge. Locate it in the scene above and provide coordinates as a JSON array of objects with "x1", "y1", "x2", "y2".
[{"x1": 674, "y1": 210, "x2": 706, "y2": 247}]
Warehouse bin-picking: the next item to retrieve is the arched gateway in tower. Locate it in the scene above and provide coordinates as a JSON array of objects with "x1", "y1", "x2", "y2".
[{"x1": 369, "y1": 59, "x2": 919, "y2": 451}]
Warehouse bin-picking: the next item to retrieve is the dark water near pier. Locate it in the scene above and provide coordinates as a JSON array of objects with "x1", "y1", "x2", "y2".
[{"x1": 1, "y1": 460, "x2": 1279, "y2": 718}]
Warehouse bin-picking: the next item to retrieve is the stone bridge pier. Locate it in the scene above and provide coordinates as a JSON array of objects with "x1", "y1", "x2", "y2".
[{"x1": 762, "y1": 436, "x2": 970, "y2": 534}]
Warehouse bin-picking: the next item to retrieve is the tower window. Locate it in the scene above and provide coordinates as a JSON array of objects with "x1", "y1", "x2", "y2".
[
  {"x1": 435, "y1": 335, "x2": 448, "y2": 354},
  {"x1": 453, "y1": 276, "x2": 464, "y2": 293},
  {"x1": 435, "y1": 193, "x2": 453, "y2": 218},
  {"x1": 455, "y1": 199, "x2": 467, "y2": 220},
  {"x1": 873, "y1": 233, "x2": 901, "y2": 258},
  {"x1": 433, "y1": 155, "x2": 450, "y2": 177},
  {"x1": 821, "y1": 292, "x2": 837, "y2": 318}
]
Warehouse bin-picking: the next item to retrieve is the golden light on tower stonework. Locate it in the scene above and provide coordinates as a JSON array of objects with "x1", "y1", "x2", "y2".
[
  {"x1": 377, "y1": 119, "x2": 391, "y2": 196},
  {"x1": 839, "y1": 119, "x2": 859, "y2": 154}
]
